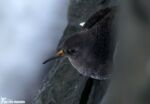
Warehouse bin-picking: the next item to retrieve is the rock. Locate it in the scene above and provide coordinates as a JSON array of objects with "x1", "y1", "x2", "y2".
[{"x1": 33, "y1": 0, "x2": 118, "y2": 104}]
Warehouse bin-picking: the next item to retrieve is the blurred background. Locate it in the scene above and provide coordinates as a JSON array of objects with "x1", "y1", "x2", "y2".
[{"x1": 0, "y1": 0, "x2": 68, "y2": 102}]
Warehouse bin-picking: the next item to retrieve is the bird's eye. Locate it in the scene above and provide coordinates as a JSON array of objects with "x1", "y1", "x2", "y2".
[{"x1": 67, "y1": 48, "x2": 77, "y2": 55}]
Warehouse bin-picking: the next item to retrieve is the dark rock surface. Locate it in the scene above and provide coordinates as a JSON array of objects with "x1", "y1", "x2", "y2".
[{"x1": 33, "y1": 0, "x2": 118, "y2": 104}]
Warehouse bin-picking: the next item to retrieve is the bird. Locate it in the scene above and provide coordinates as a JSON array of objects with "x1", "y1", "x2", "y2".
[{"x1": 43, "y1": 7, "x2": 117, "y2": 80}]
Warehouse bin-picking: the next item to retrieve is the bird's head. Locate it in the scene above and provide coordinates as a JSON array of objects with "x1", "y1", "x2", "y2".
[{"x1": 43, "y1": 31, "x2": 94, "y2": 64}]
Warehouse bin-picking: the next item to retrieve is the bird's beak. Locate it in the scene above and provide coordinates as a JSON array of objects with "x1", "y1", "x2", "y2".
[
  {"x1": 43, "y1": 50, "x2": 64, "y2": 64},
  {"x1": 56, "y1": 50, "x2": 64, "y2": 57}
]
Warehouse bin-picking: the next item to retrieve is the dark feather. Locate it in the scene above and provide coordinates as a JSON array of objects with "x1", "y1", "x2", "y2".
[
  {"x1": 84, "y1": 7, "x2": 116, "y2": 64},
  {"x1": 83, "y1": 8, "x2": 112, "y2": 29}
]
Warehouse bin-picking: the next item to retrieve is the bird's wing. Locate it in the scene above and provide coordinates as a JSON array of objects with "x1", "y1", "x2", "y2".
[
  {"x1": 83, "y1": 7, "x2": 112, "y2": 29},
  {"x1": 90, "y1": 7, "x2": 116, "y2": 64}
]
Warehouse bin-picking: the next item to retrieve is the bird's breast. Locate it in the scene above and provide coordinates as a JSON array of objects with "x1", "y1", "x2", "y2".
[
  {"x1": 68, "y1": 57, "x2": 88, "y2": 76},
  {"x1": 68, "y1": 57, "x2": 112, "y2": 80}
]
